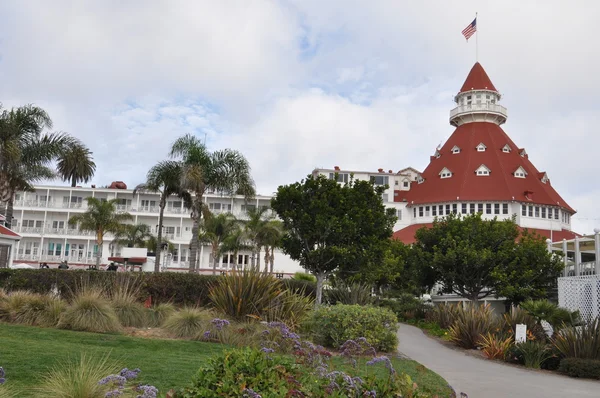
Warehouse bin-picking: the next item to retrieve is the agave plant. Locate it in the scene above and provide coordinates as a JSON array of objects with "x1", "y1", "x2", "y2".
[{"x1": 209, "y1": 268, "x2": 284, "y2": 321}]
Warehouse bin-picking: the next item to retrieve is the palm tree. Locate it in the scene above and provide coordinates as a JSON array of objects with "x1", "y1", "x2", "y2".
[
  {"x1": 169, "y1": 134, "x2": 255, "y2": 273},
  {"x1": 68, "y1": 197, "x2": 133, "y2": 269},
  {"x1": 134, "y1": 161, "x2": 190, "y2": 272},
  {"x1": 198, "y1": 207, "x2": 238, "y2": 275},
  {"x1": 222, "y1": 224, "x2": 252, "y2": 271},
  {"x1": 244, "y1": 206, "x2": 273, "y2": 270},
  {"x1": 56, "y1": 141, "x2": 96, "y2": 187},
  {"x1": 261, "y1": 220, "x2": 284, "y2": 273},
  {"x1": 112, "y1": 223, "x2": 152, "y2": 248},
  {"x1": 0, "y1": 105, "x2": 77, "y2": 229}
]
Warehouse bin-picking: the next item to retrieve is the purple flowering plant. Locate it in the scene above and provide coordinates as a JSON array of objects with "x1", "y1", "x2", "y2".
[{"x1": 98, "y1": 367, "x2": 158, "y2": 398}]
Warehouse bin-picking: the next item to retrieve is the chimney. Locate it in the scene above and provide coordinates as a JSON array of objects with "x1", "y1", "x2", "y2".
[
  {"x1": 378, "y1": 168, "x2": 384, "y2": 173},
  {"x1": 334, "y1": 166, "x2": 340, "y2": 171},
  {"x1": 388, "y1": 170, "x2": 393, "y2": 173},
  {"x1": 91, "y1": 184, "x2": 96, "y2": 188}
]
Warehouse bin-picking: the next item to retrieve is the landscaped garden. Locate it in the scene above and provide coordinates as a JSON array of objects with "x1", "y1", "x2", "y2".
[{"x1": 0, "y1": 269, "x2": 455, "y2": 397}]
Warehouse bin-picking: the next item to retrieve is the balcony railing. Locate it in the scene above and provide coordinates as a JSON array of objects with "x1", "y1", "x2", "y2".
[
  {"x1": 449, "y1": 103, "x2": 508, "y2": 119},
  {"x1": 17, "y1": 227, "x2": 95, "y2": 236}
]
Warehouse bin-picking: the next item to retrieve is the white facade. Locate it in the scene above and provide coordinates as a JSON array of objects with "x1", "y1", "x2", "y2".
[{"x1": 11, "y1": 185, "x2": 304, "y2": 275}]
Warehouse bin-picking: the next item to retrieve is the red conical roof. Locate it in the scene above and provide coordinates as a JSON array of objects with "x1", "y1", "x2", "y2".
[
  {"x1": 398, "y1": 122, "x2": 574, "y2": 212},
  {"x1": 459, "y1": 62, "x2": 497, "y2": 93}
]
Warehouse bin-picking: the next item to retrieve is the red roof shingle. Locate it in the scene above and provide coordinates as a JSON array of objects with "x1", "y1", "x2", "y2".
[
  {"x1": 0, "y1": 225, "x2": 20, "y2": 239},
  {"x1": 459, "y1": 62, "x2": 498, "y2": 93}
]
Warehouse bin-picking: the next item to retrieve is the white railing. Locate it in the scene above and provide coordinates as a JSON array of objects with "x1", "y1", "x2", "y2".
[
  {"x1": 558, "y1": 273, "x2": 600, "y2": 321},
  {"x1": 17, "y1": 227, "x2": 95, "y2": 236},
  {"x1": 449, "y1": 103, "x2": 508, "y2": 119}
]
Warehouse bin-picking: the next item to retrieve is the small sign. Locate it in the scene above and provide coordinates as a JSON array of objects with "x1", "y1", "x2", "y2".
[{"x1": 515, "y1": 324, "x2": 527, "y2": 343}]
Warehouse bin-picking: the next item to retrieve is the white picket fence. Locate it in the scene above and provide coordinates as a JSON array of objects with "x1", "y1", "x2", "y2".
[{"x1": 558, "y1": 274, "x2": 600, "y2": 320}]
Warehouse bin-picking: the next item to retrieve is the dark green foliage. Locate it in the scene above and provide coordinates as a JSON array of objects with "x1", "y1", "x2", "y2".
[
  {"x1": 325, "y1": 280, "x2": 375, "y2": 306},
  {"x1": 553, "y1": 317, "x2": 600, "y2": 360},
  {"x1": 427, "y1": 303, "x2": 461, "y2": 329},
  {"x1": 514, "y1": 341, "x2": 553, "y2": 369},
  {"x1": 559, "y1": 358, "x2": 600, "y2": 379},
  {"x1": 306, "y1": 304, "x2": 398, "y2": 352},
  {"x1": 271, "y1": 174, "x2": 396, "y2": 304},
  {"x1": 448, "y1": 304, "x2": 497, "y2": 349},
  {"x1": 412, "y1": 214, "x2": 563, "y2": 302},
  {"x1": 378, "y1": 294, "x2": 429, "y2": 321},
  {"x1": 292, "y1": 272, "x2": 316, "y2": 282},
  {"x1": 0, "y1": 269, "x2": 314, "y2": 306}
]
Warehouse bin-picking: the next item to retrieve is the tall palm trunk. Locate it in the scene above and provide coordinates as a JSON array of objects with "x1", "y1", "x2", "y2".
[
  {"x1": 188, "y1": 197, "x2": 201, "y2": 273},
  {"x1": 232, "y1": 250, "x2": 239, "y2": 270},
  {"x1": 155, "y1": 196, "x2": 166, "y2": 273},
  {"x1": 256, "y1": 247, "x2": 261, "y2": 271},
  {"x1": 250, "y1": 249, "x2": 256, "y2": 269},
  {"x1": 96, "y1": 235, "x2": 103, "y2": 269},
  {"x1": 269, "y1": 247, "x2": 275, "y2": 274},
  {"x1": 71, "y1": 175, "x2": 77, "y2": 187},
  {"x1": 212, "y1": 246, "x2": 219, "y2": 275},
  {"x1": 263, "y1": 247, "x2": 270, "y2": 273}
]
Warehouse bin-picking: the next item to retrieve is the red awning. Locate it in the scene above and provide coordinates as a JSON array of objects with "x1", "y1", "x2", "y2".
[{"x1": 107, "y1": 257, "x2": 147, "y2": 265}]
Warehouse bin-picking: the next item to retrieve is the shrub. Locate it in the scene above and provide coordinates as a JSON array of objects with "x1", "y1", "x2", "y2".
[
  {"x1": 515, "y1": 341, "x2": 553, "y2": 369},
  {"x1": 16, "y1": 294, "x2": 66, "y2": 327},
  {"x1": 293, "y1": 272, "x2": 316, "y2": 282},
  {"x1": 559, "y1": 358, "x2": 600, "y2": 379},
  {"x1": 325, "y1": 280, "x2": 375, "y2": 306},
  {"x1": 448, "y1": 304, "x2": 497, "y2": 349},
  {"x1": 262, "y1": 289, "x2": 314, "y2": 330},
  {"x1": 427, "y1": 303, "x2": 460, "y2": 329},
  {"x1": 35, "y1": 354, "x2": 119, "y2": 398},
  {"x1": 146, "y1": 303, "x2": 176, "y2": 327},
  {"x1": 0, "y1": 290, "x2": 35, "y2": 322},
  {"x1": 379, "y1": 294, "x2": 429, "y2": 321},
  {"x1": 0, "y1": 269, "x2": 315, "y2": 306},
  {"x1": 553, "y1": 317, "x2": 600, "y2": 360},
  {"x1": 307, "y1": 304, "x2": 398, "y2": 352},
  {"x1": 209, "y1": 269, "x2": 283, "y2": 321},
  {"x1": 58, "y1": 288, "x2": 122, "y2": 333},
  {"x1": 109, "y1": 276, "x2": 147, "y2": 328},
  {"x1": 478, "y1": 332, "x2": 513, "y2": 360},
  {"x1": 520, "y1": 300, "x2": 579, "y2": 331},
  {"x1": 163, "y1": 307, "x2": 212, "y2": 339}
]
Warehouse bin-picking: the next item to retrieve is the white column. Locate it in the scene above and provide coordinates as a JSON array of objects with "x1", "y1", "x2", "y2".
[
  {"x1": 562, "y1": 239, "x2": 569, "y2": 277},
  {"x1": 199, "y1": 244, "x2": 204, "y2": 270},
  {"x1": 8, "y1": 242, "x2": 16, "y2": 269},
  {"x1": 594, "y1": 228, "x2": 600, "y2": 275},
  {"x1": 574, "y1": 235, "x2": 581, "y2": 276}
]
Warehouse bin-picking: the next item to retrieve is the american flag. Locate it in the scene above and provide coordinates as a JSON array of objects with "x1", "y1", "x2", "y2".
[{"x1": 462, "y1": 18, "x2": 477, "y2": 41}]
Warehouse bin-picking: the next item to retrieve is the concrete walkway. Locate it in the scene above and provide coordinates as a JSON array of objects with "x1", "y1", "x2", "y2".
[{"x1": 398, "y1": 323, "x2": 600, "y2": 397}]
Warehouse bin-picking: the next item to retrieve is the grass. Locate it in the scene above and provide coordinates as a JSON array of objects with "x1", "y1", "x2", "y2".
[
  {"x1": 0, "y1": 322, "x2": 225, "y2": 396},
  {"x1": 0, "y1": 322, "x2": 454, "y2": 397}
]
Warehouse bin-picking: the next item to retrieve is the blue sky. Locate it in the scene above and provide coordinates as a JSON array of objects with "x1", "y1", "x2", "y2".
[{"x1": 0, "y1": 1, "x2": 599, "y2": 233}]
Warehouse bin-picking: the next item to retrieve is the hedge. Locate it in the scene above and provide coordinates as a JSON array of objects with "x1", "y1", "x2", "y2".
[
  {"x1": 0, "y1": 269, "x2": 315, "y2": 306},
  {"x1": 559, "y1": 358, "x2": 600, "y2": 379}
]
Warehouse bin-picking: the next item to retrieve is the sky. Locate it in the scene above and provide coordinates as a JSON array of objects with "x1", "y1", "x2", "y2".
[{"x1": 1, "y1": 1, "x2": 599, "y2": 234}]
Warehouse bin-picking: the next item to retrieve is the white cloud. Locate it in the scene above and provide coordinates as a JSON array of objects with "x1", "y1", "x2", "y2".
[{"x1": 0, "y1": 1, "x2": 598, "y2": 233}]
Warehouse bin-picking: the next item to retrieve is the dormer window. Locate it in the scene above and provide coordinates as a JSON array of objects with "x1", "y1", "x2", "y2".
[
  {"x1": 520, "y1": 149, "x2": 527, "y2": 157},
  {"x1": 502, "y1": 144, "x2": 511, "y2": 153},
  {"x1": 439, "y1": 167, "x2": 452, "y2": 179},
  {"x1": 451, "y1": 145, "x2": 461, "y2": 154},
  {"x1": 475, "y1": 164, "x2": 491, "y2": 176},
  {"x1": 514, "y1": 166, "x2": 527, "y2": 178},
  {"x1": 417, "y1": 176, "x2": 425, "y2": 184},
  {"x1": 476, "y1": 143, "x2": 487, "y2": 152},
  {"x1": 540, "y1": 173, "x2": 549, "y2": 184}
]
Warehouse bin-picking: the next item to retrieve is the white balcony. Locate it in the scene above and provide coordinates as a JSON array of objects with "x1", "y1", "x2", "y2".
[
  {"x1": 17, "y1": 226, "x2": 95, "y2": 237},
  {"x1": 449, "y1": 103, "x2": 507, "y2": 127}
]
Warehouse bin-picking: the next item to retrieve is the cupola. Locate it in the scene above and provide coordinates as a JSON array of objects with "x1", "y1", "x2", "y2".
[{"x1": 450, "y1": 62, "x2": 508, "y2": 127}]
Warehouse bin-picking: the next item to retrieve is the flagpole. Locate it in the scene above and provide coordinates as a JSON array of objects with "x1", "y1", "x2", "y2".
[{"x1": 475, "y1": 12, "x2": 479, "y2": 62}]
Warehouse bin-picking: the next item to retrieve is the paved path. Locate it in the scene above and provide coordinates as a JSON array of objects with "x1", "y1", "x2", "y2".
[{"x1": 397, "y1": 323, "x2": 600, "y2": 397}]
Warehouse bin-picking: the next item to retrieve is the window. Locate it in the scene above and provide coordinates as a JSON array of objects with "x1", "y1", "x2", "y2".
[
  {"x1": 209, "y1": 203, "x2": 221, "y2": 210},
  {"x1": 439, "y1": 205, "x2": 444, "y2": 215},
  {"x1": 522, "y1": 204, "x2": 526, "y2": 216},
  {"x1": 141, "y1": 200, "x2": 156, "y2": 209},
  {"x1": 514, "y1": 166, "x2": 527, "y2": 178},
  {"x1": 52, "y1": 221, "x2": 65, "y2": 229},
  {"x1": 461, "y1": 203, "x2": 467, "y2": 214},
  {"x1": 476, "y1": 143, "x2": 487, "y2": 152},
  {"x1": 478, "y1": 203, "x2": 483, "y2": 213},
  {"x1": 419, "y1": 207, "x2": 424, "y2": 217},
  {"x1": 494, "y1": 203, "x2": 500, "y2": 215},
  {"x1": 397, "y1": 209, "x2": 402, "y2": 220},
  {"x1": 435, "y1": 151, "x2": 441, "y2": 159},
  {"x1": 452, "y1": 204, "x2": 457, "y2": 214},
  {"x1": 535, "y1": 207, "x2": 540, "y2": 217},
  {"x1": 528, "y1": 205, "x2": 533, "y2": 217},
  {"x1": 394, "y1": 180, "x2": 398, "y2": 186},
  {"x1": 432, "y1": 206, "x2": 437, "y2": 216},
  {"x1": 241, "y1": 204, "x2": 256, "y2": 213},
  {"x1": 370, "y1": 175, "x2": 389, "y2": 186},
  {"x1": 417, "y1": 176, "x2": 424, "y2": 184},
  {"x1": 475, "y1": 164, "x2": 490, "y2": 176},
  {"x1": 446, "y1": 204, "x2": 450, "y2": 215},
  {"x1": 425, "y1": 206, "x2": 430, "y2": 217},
  {"x1": 503, "y1": 203, "x2": 508, "y2": 214},
  {"x1": 466, "y1": 95, "x2": 472, "y2": 105},
  {"x1": 167, "y1": 200, "x2": 182, "y2": 209},
  {"x1": 403, "y1": 181, "x2": 409, "y2": 188},
  {"x1": 554, "y1": 208, "x2": 559, "y2": 220},
  {"x1": 439, "y1": 167, "x2": 452, "y2": 178},
  {"x1": 413, "y1": 208, "x2": 416, "y2": 218},
  {"x1": 502, "y1": 144, "x2": 511, "y2": 153},
  {"x1": 486, "y1": 204, "x2": 492, "y2": 214},
  {"x1": 116, "y1": 198, "x2": 132, "y2": 206},
  {"x1": 470, "y1": 203, "x2": 475, "y2": 214},
  {"x1": 329, "y1": 173, "x2": 349, "y2": 183},
  {"x1": 541, "y1": 208, "x2": 546, "y2": 218},
  {"x1": 451, "y1": 146, "x2": 461, "y2": 154}
]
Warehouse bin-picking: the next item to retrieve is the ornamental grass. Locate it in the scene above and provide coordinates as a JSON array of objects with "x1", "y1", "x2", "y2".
[
  {"x1": 163, "y1": 307, "x2": 213, "y2": 339},
  {"x1": 109, "y1": 277, "x2": 147, "y2": 328},
  {"x1": 146, "y1": 303, "x2": 176, "y2": 327},
  {"x1": 58, "y1": 288, "x2": 122, "y2": 334}
]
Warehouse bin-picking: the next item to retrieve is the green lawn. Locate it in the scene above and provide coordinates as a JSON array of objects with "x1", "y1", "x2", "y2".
[{"x1": 0, "y1": 322, "x2": 453, "y2": 397}]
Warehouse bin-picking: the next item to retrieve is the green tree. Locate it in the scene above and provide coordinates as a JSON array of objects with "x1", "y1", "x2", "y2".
[
  {"x1": 169, "y1": 134, "x2": 255, "y2": 273},
  {"x1": 68, "y1": 198, "x2": 133, "y2": 269},
  {"x1": 221, "y1": 226, "x2": 252, "y2": 271},
  {"x1": 271, "y1": 174, "x2": 396, "y2": 304},
  {"x1": 198, "y1": 208, "x2": 238, "y2": 275},
  {"x1": 134, "y1": 160, "x2": 190, "y2": 272},
  {"x1": 413, "y1": 213, "x2": 562, "y2": 302},
  {"x1": 243, "y1": 206, "x2": 272, "y2": 270},
  {"x1": 56, "y1": 141, "x2": 96, "y2": 187},
  {"x1": 0, "y1": 105, "x2": 76, "y2": 229},
  {"x1": 112, "y1": 223, "x2": 152, "y2": 248},
  {"x1": 261, "y1": 220, "x2": 284, "y2": 273}
]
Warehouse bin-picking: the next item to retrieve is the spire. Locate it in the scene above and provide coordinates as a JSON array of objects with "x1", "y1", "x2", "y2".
[{"x1": 459, "y1": 62, "x2": 497, "y2": 93}]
